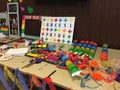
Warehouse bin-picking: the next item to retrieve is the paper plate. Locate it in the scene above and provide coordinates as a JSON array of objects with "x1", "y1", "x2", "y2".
[{"x1": 0, "y1": 54, "x2": 13, "y2": 61}]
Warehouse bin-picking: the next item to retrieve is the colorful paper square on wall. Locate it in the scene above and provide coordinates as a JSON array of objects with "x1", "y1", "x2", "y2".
[{"x1": 40, "y1": 16, "x2": 75, "y2": 44}]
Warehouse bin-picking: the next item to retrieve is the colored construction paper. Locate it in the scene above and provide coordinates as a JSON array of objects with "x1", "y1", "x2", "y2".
[
  {"x1": 27, "y1": 6, "x2": 34, "y2": 14},
  {"x1": 20, "y1": 6, "x2": 25, "y2": 12},
  {"x1": 8, "y1": 0, "x2": 12, "y2": 2},
  {"x1": 13, "y1": 0, "x2": 18, "y2": 2},
  {"x1": 19, "y1": 0, "x2": 23, "y2": 3}
]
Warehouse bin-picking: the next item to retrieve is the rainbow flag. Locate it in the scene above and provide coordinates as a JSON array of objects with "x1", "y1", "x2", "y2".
[{"x1": 0, "y1": 26, "x2": 9, "y2": 35}]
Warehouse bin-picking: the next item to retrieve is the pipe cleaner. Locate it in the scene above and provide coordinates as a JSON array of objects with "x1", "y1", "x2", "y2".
[
  {"x1": 80, "y1": 74, "x2": 102, "y2": 89},
  {"x1": 100, "y1": 43, "x2": 108, "y2": 60},
  {"x1": 100, "y1": 68, "x2": 116, "y2": 83},
  {"x1": 89, "y1": 60, "x2": 99, "y2": 69},
  {"x1": 91, "y1": 72, "x2": 103, "y2": 81},
  {"x1": 101, "y1": 60, "x2": 115, "y2": 68}
]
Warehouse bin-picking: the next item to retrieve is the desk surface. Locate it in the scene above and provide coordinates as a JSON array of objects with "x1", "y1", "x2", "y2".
[
  {"x1": 0, "y1": 36, "x2": 20, "y2": 44},
  {"x1": 0, "y1": 42, "x2": 120, "y2": 90}
]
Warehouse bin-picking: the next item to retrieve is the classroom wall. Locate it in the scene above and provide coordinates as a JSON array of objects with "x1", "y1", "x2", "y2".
[{"x1": 0, "y1": 0, "x2": 120, "y2": 49}]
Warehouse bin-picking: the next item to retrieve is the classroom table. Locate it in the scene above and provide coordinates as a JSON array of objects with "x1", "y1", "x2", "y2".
[
  {"x1": 0, "y1": 41, "x2": 120, "y2": 90},
  {"x1": 0, "y1": 36, "x2": 20, "y2": 45}
]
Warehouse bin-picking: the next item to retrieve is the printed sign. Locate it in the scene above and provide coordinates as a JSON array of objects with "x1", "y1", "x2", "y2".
[{"x1": 40, "y1": 16, "x2": 75, "y2": 44}]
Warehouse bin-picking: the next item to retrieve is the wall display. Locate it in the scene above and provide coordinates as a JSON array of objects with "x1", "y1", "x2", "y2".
[
  {"x1": 9, "y1": 14, "x2": 18, "y2": 35},
  {"x1": 0, "y1": 19, "x2": 6, "y2": 27},
  {"x1": 21, "y1": 15, "x2": 41, "y2": 39},
  {"x1": 8, "y1": 3, "x2": 17, "y2": 12},
  {"x1": 40, "y1": 16, "x2": 75, "y2": 44},
  {"x1": 0, "y1": 12, "x2": 9, "y2": 35},
  {"x1": 0, "y1": 3, "x2": 20, "y2": 44},
  {"x1": 7, "y1": 2, "x2": 20, "y2": 36}
]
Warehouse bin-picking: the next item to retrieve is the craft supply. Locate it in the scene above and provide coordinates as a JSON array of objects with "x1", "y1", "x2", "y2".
[
  {"x1": 78, "y1": 64, "x2": 87, "y2": 70},
  {"x1": 100, "y1": 68, "x2": 116, "y2": 83},
  {"x1": 25, "y1": 49, "x2": 40, "y2": 57},
  {"x1": 27, "y1": 6, "x2": 34, "y2": 14},
  {"x1": 45, "y1": 44, "x2": 56, "y2": 52},
  {"x1": 47, "y1": 70, "x2": 56, "y2": 78},
  {"x1": 19, "y1": 0, "x2": 23, "y2": 3},
  {"x1": 80, "y1": 74, "x2": 102, "y2": 89},
  {"x1": 100, "y1": 43, "x2": 108, "y2": 60},
  {"x1": 89, "y1": 50, "x2": 95, "y2": 60},
  {"x1": 105, "y1": 67, "x2": 113, "y2": 73},
  {"x1": 73, "y1": 46, "x2": 80, "y2": 54},
  {"x1": 61, "y1": 55, "x2": 69, "y2": 63},
  {"x1": 115, "y1": 69, "x2": 120, "y2": 83},
  {"x1": 16, "y1": 39, "x2": 25, "y2": 43},
  {"x1": 91, "y1": 72, "x2": 103, "y2": 81},
  {"x1": 66, "y1": 60, "x2": 81, "y2": 77},
  {"x1": 56, "y1": 62, "x2": 68, "y2": 70},
  {"x1": 5, "y1": 48, "x2": 28, "y2": 56},
  {"x1": 31, "y1": 43, "x2": 47, "y2": 49},
  {"x1": 21, "y1": 57, "x2": 42, "y2": 69},
  {"x1": 46, "y1": 54, "x2": 60, "y2": 64},
  {"x1": 13, "y1": 43, "x2": 19, "y2": 48},
  {"x1": 0, "y1": 54, "x2": 13, "y2": 62},
  {"x1": 61, "y1": 55, "x2": 81, "y2": 77},
  {"x1": 30, "y1": 57, "x2": 42, "y2": 64},
  {"x1": 25, "y1": 40, "x2": 32, "y2": 46},
  {"x1": 89, "y1": 60, "x2": 99, "y2": 68},
  {"x1": 0, "y1": 33, "x2": 6, "y2": 39},
  {"x1": 118, "y1": 60, "x2": 120, "y2": 65},
  {"x1": 0, "y1": 45, "x2": 12, "y2": 50},
  {"x1": 101, "y1": 60, "x2": 115, "y2": 68},
  {"x1": 68, "y1": 46, "x2": 74, "y2": 52}
]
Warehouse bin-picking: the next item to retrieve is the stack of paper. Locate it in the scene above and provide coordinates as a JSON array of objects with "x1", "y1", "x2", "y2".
[{"x1": 5, "y1": 48, "x2": 28, "y2": 56}]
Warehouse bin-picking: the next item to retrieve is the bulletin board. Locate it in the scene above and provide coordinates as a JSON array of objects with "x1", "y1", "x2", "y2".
[{"x1": 40, "y1": 16, "x2": 75, "y2": 44}]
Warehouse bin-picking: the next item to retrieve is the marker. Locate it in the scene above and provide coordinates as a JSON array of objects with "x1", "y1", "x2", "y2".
[{"x1": 47, "y1": 70, "x2": 56, "y2": 77}]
